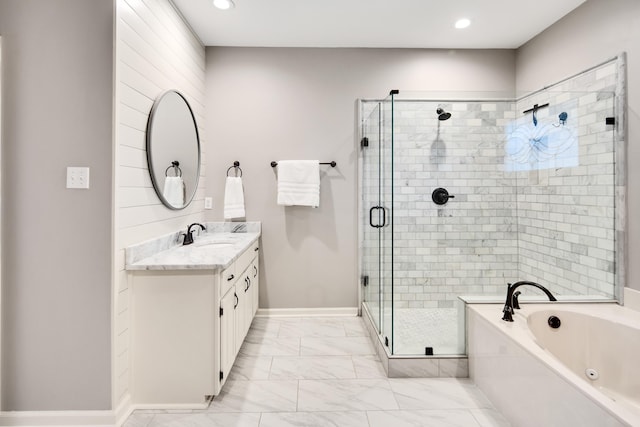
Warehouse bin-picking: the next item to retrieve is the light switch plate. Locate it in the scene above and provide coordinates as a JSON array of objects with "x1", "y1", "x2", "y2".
[
  {"x1": 204, "y1": 197, "x2": 213, "y2": 209},
  {"x1": 67, "y1": 167, "x2": 90, "y2": 189}
]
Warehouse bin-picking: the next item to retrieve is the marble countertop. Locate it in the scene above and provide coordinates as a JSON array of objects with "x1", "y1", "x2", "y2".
[{"x1": 126, "y1": 222, "x2": 261, "y2": 271}]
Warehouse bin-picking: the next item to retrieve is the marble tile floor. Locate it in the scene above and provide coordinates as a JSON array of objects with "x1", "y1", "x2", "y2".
[{"x1": 123, "y1": 316, "x2": 510, "y2": 427}]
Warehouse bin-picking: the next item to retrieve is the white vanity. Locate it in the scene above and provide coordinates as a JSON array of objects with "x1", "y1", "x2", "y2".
[{"x1": 125, "y1": 222, "x2": 261, "y2": 407}]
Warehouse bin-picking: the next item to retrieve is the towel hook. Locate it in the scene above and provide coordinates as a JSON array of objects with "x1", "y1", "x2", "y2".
[
  {"x1": 165, "y1": 160, "x2": 182, "y2": 177},
  {"x1": 226, "y1": 161, "x2": 242, "y2": 177}
]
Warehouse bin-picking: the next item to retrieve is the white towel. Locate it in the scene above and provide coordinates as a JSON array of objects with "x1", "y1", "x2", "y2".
[
  {"x1": 276, "y1": 160, "x2": 320, "y2": 207},
  {"x1": 163, "y1": 176, "x2": 184, "y2": 208},
  {"x1": 224, "y1": 176, "x2": 246, "y2": 219}
]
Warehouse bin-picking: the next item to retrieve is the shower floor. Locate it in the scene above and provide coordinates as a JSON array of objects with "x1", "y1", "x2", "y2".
[{"x1": 383, "y1": 307, "x2": 463, "y2": 355}]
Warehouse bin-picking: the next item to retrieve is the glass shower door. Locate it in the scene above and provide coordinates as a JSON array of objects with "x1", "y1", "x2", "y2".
[
  {"x1": 388, "y1": 96, "x2": 512, "y2": 356},
  {"x1": 380, "y1": 95, "x2": 394, "y2": 353},
  {"x1": 361, "y1": 103, "x2": 382, "y2": 331},
  {"x1": 361, "y1": 96, "x2": 394, "y2": 345}
]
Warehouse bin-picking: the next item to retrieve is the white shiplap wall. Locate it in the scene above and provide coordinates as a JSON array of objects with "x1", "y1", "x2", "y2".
[{"x1": 114, "y1": 0, "x2": 206, "y2": 410}]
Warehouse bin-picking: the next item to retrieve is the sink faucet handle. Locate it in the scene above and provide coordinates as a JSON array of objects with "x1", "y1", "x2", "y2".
[{"x1": 182, "y1": 232, "x2": 194, "y2": 246}]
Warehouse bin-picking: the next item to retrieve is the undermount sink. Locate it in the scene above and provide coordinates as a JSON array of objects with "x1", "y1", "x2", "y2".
[
  {"x1": 191, "y1": 234, "x2": 242, "y2": 247},
  {"x1": 192, "y1": 240, "x2": 235, "y2": 248}
]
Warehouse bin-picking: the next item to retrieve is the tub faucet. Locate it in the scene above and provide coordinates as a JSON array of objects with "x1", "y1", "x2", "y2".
[
  {"x1": 182, "y1": 223, "x2": 206, "y2": 245},
  {"x1": 502, "y1": 281, "x2": 557, "y2": 322}
]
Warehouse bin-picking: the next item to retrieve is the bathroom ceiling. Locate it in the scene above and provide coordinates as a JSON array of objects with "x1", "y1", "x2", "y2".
[{"x1": 172, "y1": 0, "x2": 586, "y2": 48}]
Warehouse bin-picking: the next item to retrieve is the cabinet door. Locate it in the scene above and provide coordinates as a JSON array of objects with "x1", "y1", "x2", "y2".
[
  {"x1": 242, "y1": 273, "x2": 253, "y2": 338},
  {"x1": 251, "y1": 259, "x2": 259, "y2": 316},
  {"x1": 234, "y1": 278, "x2": 247, "y2": 356},
  {"x1": 220, "y1": 286, "x2": 237, "y2": 384}
]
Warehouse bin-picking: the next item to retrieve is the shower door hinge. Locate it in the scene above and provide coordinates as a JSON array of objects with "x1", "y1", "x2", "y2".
[
  {"x1": 220, "y1": 371, "x2": 224, "y2": 381},
  {"x1": 606, "y1": 117, "x2": 615, "y2": 125},
  {"x1": 384, "y1": 336, "x2": 389, "y2": 347},
  {"x1": 425, "y1": 347, "x2": 434, "y2": 356},
  {"x1": 219, "y1": 307, "x2": 224, "y2": 316},
  {"x1": 361, "y1": 137, "x2": 369, "y2": 148},
  {"x1": 361, "y1": 275, "x2": 369, "y2": 287}
]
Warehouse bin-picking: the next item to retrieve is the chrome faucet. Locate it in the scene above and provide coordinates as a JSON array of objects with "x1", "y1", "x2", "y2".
[
  {"x1": 502, "y1": 281, "x2": 557, "y2": 322},
  {"x1": 182, "y1": 223, "x2": 206, "y2": 245}
]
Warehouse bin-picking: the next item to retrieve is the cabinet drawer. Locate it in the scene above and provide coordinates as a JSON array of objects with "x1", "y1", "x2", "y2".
[
  {"x1": 221, "y1": 263, "x2": 237, "y2": 296},
  {"x1": 235, "y1": 240, "x2": 259, "y2": 275}
]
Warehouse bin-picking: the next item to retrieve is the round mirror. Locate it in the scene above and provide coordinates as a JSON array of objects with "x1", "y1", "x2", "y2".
[{"x1": 146, "y1": 90, "x2": 201, "y2": 210}]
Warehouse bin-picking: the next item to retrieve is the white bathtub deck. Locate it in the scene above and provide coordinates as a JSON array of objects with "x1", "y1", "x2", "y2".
[{"x1": 468, "y1": 303, "x2": 639, "y2": 427}]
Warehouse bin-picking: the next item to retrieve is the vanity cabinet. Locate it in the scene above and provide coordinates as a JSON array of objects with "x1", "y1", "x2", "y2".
[
  {"x1": 219, "y1": 244, "x2": 260, "y2": 386},
  {"x1": 129, "y1": 237, "x2": 260, "y2": 407}
]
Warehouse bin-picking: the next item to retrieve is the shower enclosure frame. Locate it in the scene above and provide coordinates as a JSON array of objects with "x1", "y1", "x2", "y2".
[{"x1": 357, "y1": 54, "x2": 627, "y2": 369}]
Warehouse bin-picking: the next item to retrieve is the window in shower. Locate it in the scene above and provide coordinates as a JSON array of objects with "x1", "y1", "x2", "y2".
[{"x1": 505, "y1": 99, "x2": 579, "y2": 172}]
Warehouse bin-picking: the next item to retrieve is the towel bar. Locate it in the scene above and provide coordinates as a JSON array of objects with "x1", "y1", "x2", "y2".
[{"x1": 270, "y1": 161, "x2": 336, "y2": 167}]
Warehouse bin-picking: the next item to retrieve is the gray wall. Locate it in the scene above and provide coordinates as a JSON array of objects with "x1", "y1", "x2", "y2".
[
  {"x1": 0, "y1": 0, "x2": 113, "y2": 410},
  {"x1": 205, "y1": 48, "x2": 515, "y2": 309},
  {"x1": 515, "y1": 0, "x2": 640, "y2": 291}
]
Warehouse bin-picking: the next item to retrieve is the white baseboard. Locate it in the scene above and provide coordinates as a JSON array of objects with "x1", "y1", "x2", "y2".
[
  {"x1": 128, "y1": 402, "x2": 208, "y2": 411},
  {"x1": 255, "y1": 307, "x2": 359, "y2": 317},
  {"x1": 114, "y1": 394, "x2": 133, "y2": 427},
  {"x1": 0, "y1": 410, "x2": 115, "y2": 426}
]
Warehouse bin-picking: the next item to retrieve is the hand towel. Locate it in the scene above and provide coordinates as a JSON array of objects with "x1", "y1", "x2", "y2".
[
  {"x1": 276, "y1": 160, "x2": 320, "y2": 207},
  {"x1": 224, "y1": 176, "x2": 246, "y2": 219},
  {"x1": 163, "y1": 176, "x2": 185, "y2": 208}
]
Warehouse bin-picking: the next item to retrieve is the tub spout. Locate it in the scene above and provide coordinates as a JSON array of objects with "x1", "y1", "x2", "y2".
[{"x1": 502, "y1": 281, "x2": 557, "y2": 322}]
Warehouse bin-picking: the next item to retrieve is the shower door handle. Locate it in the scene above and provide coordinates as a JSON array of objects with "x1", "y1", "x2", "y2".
[
  {"x1": 369, "y1": 206, "x2": 385, "y2": 228},
  {"x1": 369, "y1": 207, "x2": 379, "y2": 228}
]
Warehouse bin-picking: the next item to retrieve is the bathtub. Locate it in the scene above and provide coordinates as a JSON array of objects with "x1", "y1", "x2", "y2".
[{"x1": 468, "y1": 303, "x2": 640, "y2": 427}]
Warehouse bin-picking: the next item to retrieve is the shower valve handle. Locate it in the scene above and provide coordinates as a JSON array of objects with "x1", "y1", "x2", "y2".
[{"x1": 432, "y1": 188, "x2": 454, "y2": 205}]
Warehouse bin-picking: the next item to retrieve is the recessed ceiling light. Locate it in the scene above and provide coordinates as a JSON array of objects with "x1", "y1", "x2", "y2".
[
  {"x1": 455, "y1": 18, "x2": 471, "y2": 29},
  {"x1": 213, "y1": 0, "x2": 235, "y2": 10}
]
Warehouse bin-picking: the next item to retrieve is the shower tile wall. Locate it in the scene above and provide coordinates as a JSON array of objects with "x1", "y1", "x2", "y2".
[
  {"x1": 390, "y1": 101, "x2": 518, "y2": 309},
  {"x1": 513, "y1": 61, "x2": 619, "y2": 297}
]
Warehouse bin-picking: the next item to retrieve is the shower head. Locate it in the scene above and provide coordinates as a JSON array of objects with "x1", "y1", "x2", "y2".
[{"x1": 436, "y1": 108, "x2": 451, "y2": 121}]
